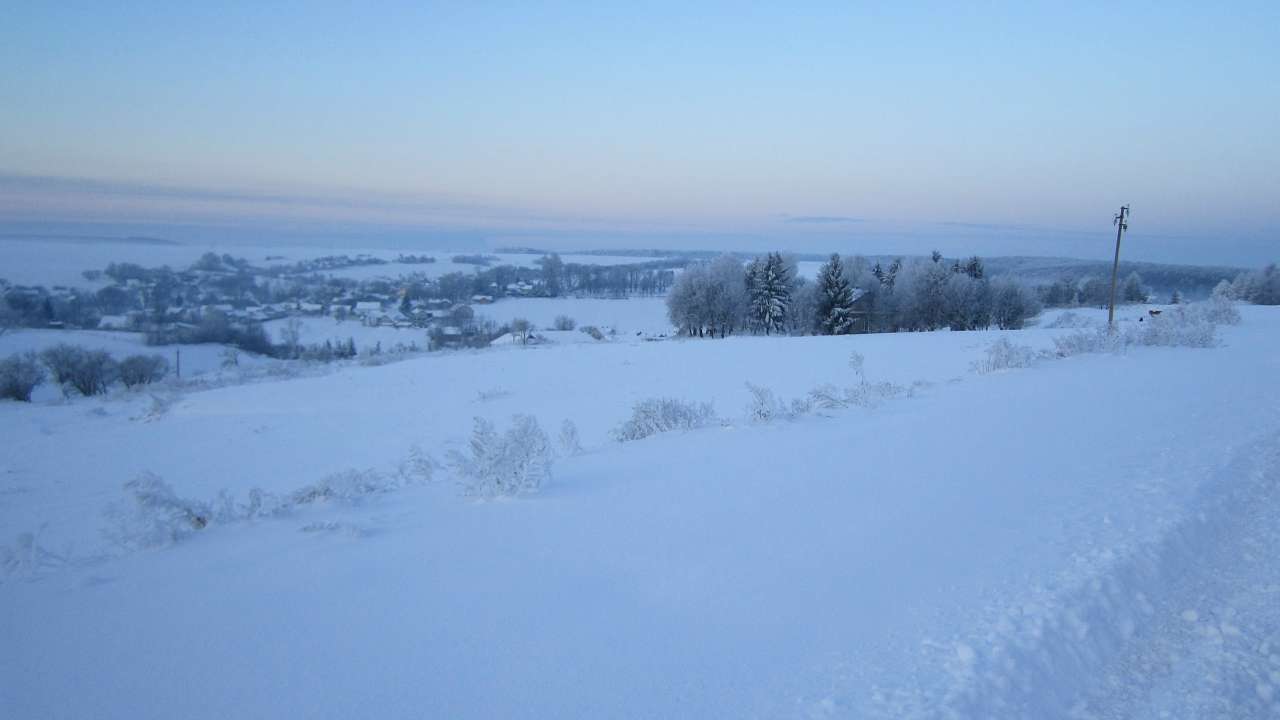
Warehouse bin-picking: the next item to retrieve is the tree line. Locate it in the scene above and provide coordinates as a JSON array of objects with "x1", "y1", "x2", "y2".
[{"x1": 666, "y1": 251, "x2": 1041, "y2": 338}]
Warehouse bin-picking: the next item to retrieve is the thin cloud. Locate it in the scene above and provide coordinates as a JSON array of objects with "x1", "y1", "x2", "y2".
[{"x1": 783, "y1": 215, "x2": 865, "y2": 224}]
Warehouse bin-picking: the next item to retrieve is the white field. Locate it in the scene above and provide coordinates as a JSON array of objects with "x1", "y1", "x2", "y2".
[{"x1": 2, "y1": 303, "x2": 1278, "y2": 718}]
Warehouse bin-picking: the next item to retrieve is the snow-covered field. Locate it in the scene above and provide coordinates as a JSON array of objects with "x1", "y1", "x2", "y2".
[{"x1": 2, "y1": 304, "x2": 1278, "y2": 718}]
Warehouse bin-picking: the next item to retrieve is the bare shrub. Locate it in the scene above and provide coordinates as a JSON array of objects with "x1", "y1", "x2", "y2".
[
  {"x1": 553, "y1": 315, "x2": 577, "y2": 331},
  {"x1": 39, "y1": 344, "x2": 82, "y2": 387},
  {"x1": 0, "y1": 352, "x2": 45, "y2": 402},
  {"x1": 449, "y1": 415, "x2": 552, "y2": 497},
  {"x1": 119, "y1": 354, "x2": 170, "y2": 388},
  {"x1": 613, "y1": 398, "x2": 717, "y2": 442}
]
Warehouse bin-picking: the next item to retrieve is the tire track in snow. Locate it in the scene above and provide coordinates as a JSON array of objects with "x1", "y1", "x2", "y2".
[{"x1": 935, "y1": 430, "x2": 1280, "y2": 719}]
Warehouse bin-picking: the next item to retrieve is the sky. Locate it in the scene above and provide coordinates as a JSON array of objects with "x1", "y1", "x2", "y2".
[{"x1": 1, "y1": 1, "x2": 1277, "y2": 265}]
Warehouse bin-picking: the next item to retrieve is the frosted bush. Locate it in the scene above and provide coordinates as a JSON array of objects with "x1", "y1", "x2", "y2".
[
  {"x1": 1051, "y1": 300, "x2": 1227, "y2": 358},
  {"x1": 745, "y1": 382, "x2": 782, "y2": 423},
  {"x1": 449, "y1": 415, "x2": 552, "y2": 497},
  {"x1": 848, "y1": 351, "x2": 866, "y2": 384},
  {"x1": 396, "y1": 444, "x2": 436, "y2": 484},
  {"x1": 972, "y1": 337, "x2": 1039, "y2": 374},
  {"x1": 808, "y1": 384, "x2": 847, "y2": 409},
  {"x1": 1044, "y1": 311, "x2": 1097, "y2": 330},
  {"x1": 104, "y1": 472, "x2": 215, "y2": 549},
  {"x1": 844, "y1": 380, "x2": 912, "y2": 408},
  {"x1": 1197, "y1": 295, "x2": 1240, "y2": 326},
  {"x1": 1136, "y1": 307, "x2": 1216, "y2": 348},
  {"x1": 290, "y1": 469, "x2": 395, "y2": 505},
  {"x1": 1052, "y1": 326, "x2": 1120, "y2": 357},
  {"x1": 559, "y1": 419, "x2": 583, "y2": 455},
  {"x1": 613, "y1": 398, "x2": 717, "y2": 442}
]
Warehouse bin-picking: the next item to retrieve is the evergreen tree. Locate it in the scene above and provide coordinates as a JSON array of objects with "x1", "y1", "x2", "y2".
[
  {"x1": 815, "y1": 253, "x2": 856, "y2": 335},
  {"x1": 964, "y1": 255, "x2": 985, "y2": 279},
  {"x1": 747, "y1": 252, "x2": 792, "y2": 335},
  {"x1": 1121, "y1": 272, "x2": 1147, "y2": 303}
]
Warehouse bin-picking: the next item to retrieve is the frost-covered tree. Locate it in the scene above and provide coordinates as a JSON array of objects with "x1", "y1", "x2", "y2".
[
  {"x1": 814, "y1": 253, "x2": 856, "y2": 335},
  {"x1": 1121, "y1": 272, "x2": 1148, "y2": 303},
  {"x1": 704, "y1": 255, "x2": 748, "y2": 337},
  {"x1": 942, "y1": 274, "x2": 992, "y2": 331},
  {"x1": 991, "y1": 279, "x2": 1040, "y2": 329},
  {"x1": 665, "y1": 256, "x2": 747, "y2": 338},
  {"x1": 1169, "y1": 289, "x2": 1182, "y2": 304},
  {"x1": 746, "y1": 252, "x2": 792, "y2": 335}
]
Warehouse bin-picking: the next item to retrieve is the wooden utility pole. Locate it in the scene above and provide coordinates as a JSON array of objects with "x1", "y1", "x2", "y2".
[{"x1": 1107, "y1": 205, "x2": 1130, "y2": 327}]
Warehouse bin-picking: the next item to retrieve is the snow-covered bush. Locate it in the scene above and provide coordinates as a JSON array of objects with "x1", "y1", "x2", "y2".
[
  {"x1": 745, "y1": 382, "x2": 782, "y2": 423},
  {"x1": 1051, "y1": 300, "x2": 1228, "y2": 358},
  {"x1": 1136, "y1": 306, "x2": 1217, "y2": 348},
  {"x1": 1199, "y1": 294, "x2": 1241, "y2": 326},
  {"x1": 580, "y1": 325, "x2": 606, "y2": 341},
  {"x1": 613, "y1": 398, "x2": 717, "y2": 442},
  {"x1": 553, "y1": 315, "x2": 577, "y2": 331},
  {"x1": 104, "y1": 473, "x2": 215, "y2": 549},
  {"x1": 559, "y1": 419, "x2": 583, "y2": 456},
  {"x1": 0, "y1": 352, "x2": 45, "y2": 402},
  {"x1": 396, "y1": 444, "x2": 436, "y2": 484},
  {"x1": 290, "y1": 469, "x2": 395, "y2": 505},
  {"x1": 972, "y1": 337, "x2": 1039, "y2": 374},
  {"x1": 843, "y1": 380, "x2": 913, "y2": 408},
  {"x1": 808, "y1": 383, "x2": 847, "y2": 410},
  {"x1": 1051, "y1": 326, "x2": 1120, "y2": 357},
  {"x1": 1043, "y1": 311, "x2": 1096, "y2": 330},
  {"x1": 848, "y1": 351, "x2": 866, "y2": 384},
  {"x1": 449, "y1": 415, "x2": 552, "y2": 497}
]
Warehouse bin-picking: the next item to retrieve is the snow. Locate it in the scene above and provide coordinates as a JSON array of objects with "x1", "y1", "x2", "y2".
[
  {"x1": 474, "y1": 296, "x2": 672, "y2": 336},
  {"x1": 2, "y1": 304, "x2": 1278, "y2": 718}
]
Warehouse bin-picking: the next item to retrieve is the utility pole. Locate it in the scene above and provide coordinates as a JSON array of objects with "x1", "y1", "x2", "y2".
[
  {"x1": 175, "y1": 347, "x2": 181, "y2": 379},
  {"x1": 1107, "y1": 204, "x2": 1130, "y2": 327}
]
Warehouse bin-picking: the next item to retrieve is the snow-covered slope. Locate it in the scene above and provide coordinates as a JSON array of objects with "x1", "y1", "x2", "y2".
[{"x1": 2, "y1": 307, "x2": 1277, "y2": 718}]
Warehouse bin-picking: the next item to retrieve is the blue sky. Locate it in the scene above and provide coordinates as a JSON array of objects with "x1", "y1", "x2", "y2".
[{"x1": 1, "y1": 1, "x2": 1276, "y2": 264}]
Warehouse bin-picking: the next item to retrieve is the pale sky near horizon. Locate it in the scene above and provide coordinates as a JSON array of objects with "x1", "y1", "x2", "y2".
[{"x1": 1, "y1": 2, "x2": 1276, "y2": 265}]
